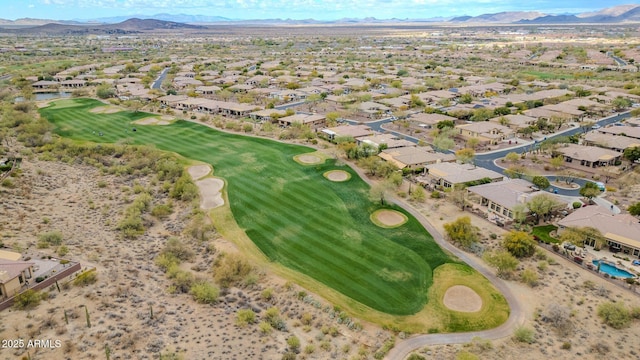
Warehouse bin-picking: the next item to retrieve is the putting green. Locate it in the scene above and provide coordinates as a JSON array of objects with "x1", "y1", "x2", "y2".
[{"x1": 39, "y1": 98, "x2": 465, "y2": 316}]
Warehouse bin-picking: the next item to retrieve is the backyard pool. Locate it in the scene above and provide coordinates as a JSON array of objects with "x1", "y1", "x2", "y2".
[{"x1": 592, "y1": 260, "x2": 636, "y2": 279}]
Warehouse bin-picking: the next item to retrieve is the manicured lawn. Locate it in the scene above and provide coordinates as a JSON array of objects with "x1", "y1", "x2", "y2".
[
  {"x1": 39, "y1": 98, "x2": 506, "y2": 326},
  {"x1": 532, "y1": 225, "x2": 559, "y2": 244}
]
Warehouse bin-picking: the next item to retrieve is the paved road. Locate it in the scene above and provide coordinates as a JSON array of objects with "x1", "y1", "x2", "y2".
[
  {"x1": 151, "y1": 67, "x2": 169, "y2": 90},
  {"x1": 339, "y1": 164, "x2": 525, "y2": 360}
]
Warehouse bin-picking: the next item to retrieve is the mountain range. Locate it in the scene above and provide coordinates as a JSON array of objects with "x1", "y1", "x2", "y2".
[{"x1": 1, "y1": 4, "x2": 640, "y2": 31}]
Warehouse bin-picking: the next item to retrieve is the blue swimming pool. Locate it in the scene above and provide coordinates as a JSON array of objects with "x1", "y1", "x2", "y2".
[{"x1": 592, "y1": 260, "x2": 636, "y2": 279}]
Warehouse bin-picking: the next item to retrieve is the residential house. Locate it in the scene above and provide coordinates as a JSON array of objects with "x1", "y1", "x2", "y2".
[
  {"x1": 249, "y1": 109, "x2": 287, "y2": 122},
  {"x1": 195, "y1": 85, "x2": 221, "y2": 95},
  {"x1": 489, "y1": 114, "x2": 537, "y2": 131},
  {"x1": 455, "y1": 122, "x2": 515, "y2": 145},
  {"x1": 158, "y1": 95, "x2": 188, "y2": 107},
  {"x1": 378, "y1": 146, "x2": 456, "y2": 170},
  {"x1": 0, "y1": 259, "x2": 34, "y2": 300},
  {"x1": 555, "y1": 144, "x2": 622, "y2": 168},
  {"x1": 321, "y1": 125, "x2": 374, "y2": 142},
  {"x1": 467, "y1": 178, "x2": 565, "y2": 221},
  {"x1": 598, "y1": 126, "x2": 640, "y2": 140},
  {"x1": 277, "y1": 114, "x2": 326, "y2": 131},
  {"x1": 359, "y1": 134, "x2": 415, "y2": 150},
  {"x1": 409, "y1": 113, "x2": 457, "y2": 129},
  {"x1": 582, "y1": 132, "x2": 640, "y2": 152},
  {"x1": 423, "y1": 162, "x2": 504, "y2": 189},
  {"x1": 557, "y1": 205, "x2": 640, "y2": 256},
  {"x1": 358, "y1": 101, "x2": 391, "y2": 119}
]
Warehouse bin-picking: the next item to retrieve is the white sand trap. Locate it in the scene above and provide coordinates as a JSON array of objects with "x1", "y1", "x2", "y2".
[
  {"x1": 90, "y1": 106, "x2": 121, "y2": 114},
  {"x1": 443, "y1": 285, "x2": 483, "y2": 312},
  {"x1": 371, "y1": 209, "x2": 407, "y2": 228},
  {"x1": 160, "y1": 115, "x2": 175, "y2": 121},
  {"x1": 188, "y1": 165, "x2": 211, "y2": 180},
  {"x1": 196, "y1": 178, "x2": 225, "y2": 210},
  {"x1": 295, "y1": 154, "x2": 323, "y2": 165},
  {"x1": 133, "y1": 117, "x2": 171, "y2": 126},
  {"x1": 324, "y1": 170, "x2": 350, "y2": 182}
]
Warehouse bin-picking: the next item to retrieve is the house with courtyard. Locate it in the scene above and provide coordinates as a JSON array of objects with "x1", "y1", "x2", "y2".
[
  {"x1": 0, "y1": 259, "x2": 34, "y2": 301},
  {"x1": 467, "y1": 178, "x2": 565, "y2": 222},
  {"x1": 277, "y1": 113, "x2": 326, "y2": 131},
  {"x1": 321, "y1": 125, "x2": 373, "y2": 142},
  {"x1": 455, "y1": 122, "x2": 515, "y2": 145},
  {"x1": 358, "y1": 133, "x2": 415, "y2": 150},
  {"x1": 557, "y1": 205, "x2": 640, "y2": 257},
  {"x1": 249, "y1": 109, "x2": 287, "y2": 123},
  {"x1": 555, "y1": 144, "x2": 622, "y2": 168},
  {"x1": 422, "y1": 162, "x2": 504, "y2": 189},
  {"x1": 378, "y1": 146, "x2": 456, "y2": 170},
  {"x1": 598, "y1": 125, "x2": 640, "y2": 140},
  {"x1": 409, "y1": 113, "x2": 457, "y2": 129},
  {"x1": 489, "y1": 114, "x2": 537, "y2": 131}
]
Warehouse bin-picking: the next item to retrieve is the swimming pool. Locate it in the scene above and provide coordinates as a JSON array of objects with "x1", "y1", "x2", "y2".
[{"x1": 592, "y1": 260, "x2": 636, "y2": 279}]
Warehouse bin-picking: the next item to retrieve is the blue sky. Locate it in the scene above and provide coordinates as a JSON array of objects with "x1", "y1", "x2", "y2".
[{"x1": 2, "y1": 0, "x2": 637, "y2": 21}]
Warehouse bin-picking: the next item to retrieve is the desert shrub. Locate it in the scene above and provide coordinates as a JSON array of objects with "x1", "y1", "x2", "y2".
[
  {"x1": 572, "y1": 201, "x2": 582, "y2": 209},
  {"x1": 151, "y1": 203, "x2": 173, "y2": 218},
  {"x1": 520, "y1": 268, "x2": 539, "y2": 287},
  {"x1": 261, "y1": 288, "x2": 273, "y2": 301},
  {"x1": 161, "y1": 237, "x2": 194, "y2": 262},
  {"x1": 597, "y1": 301, "x2": 632, "y2": 329},
  {"x1": 213, "y1": 253, "x2": 253, "y2": 288},
  {"x1": 57, "y1": 245, "x2": 69, "y2": 256},
  {"x1": 455, "y1": 352, "x2": 478, "y2": 360},
  {"x1": 73, "y1": 269, "x2": 98, "y2": 287},
  {"x1": 287, "y1": 335, "x2": 300, "y2": 352},
  {"x1": 155, "y1": 253, "x2": 179, "y2": 271},
  {"x1": 189, "y1": 281, "x2": 219, "y2": 304},
  {"x1": 264, "y1": 307, "x2": 286, "y2": 331},
  {"x1": 38, "y1": 231, "x2": 63, "y2": 246},
  {"x1": 513, "y1": 326, "x2": 535, "y2": 344},
  {"x1": 14, "y1": 289, "x2": 47, "y2": 310},
  {"x1": 236, "y1": 309, "x2": 256, "y2": 327},
  {"x1": 1, "y1": 178, "x2": 15, "y2": 188},
  {"x1": 170, "y1": 173, "x2": 199, "y2": 201},
  {"x1": 167, "y1": 265, "x2": 195, "y2": 294}
]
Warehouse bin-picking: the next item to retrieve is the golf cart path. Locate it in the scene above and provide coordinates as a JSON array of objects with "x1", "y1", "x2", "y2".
[{"x1": 344, "y1": 164, "x2": 526, "y2": 360}]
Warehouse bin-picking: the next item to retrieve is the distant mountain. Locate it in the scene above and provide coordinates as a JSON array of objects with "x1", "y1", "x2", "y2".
[
  {"x1": 3, "y1": 18, "x2": 205, "y2": 35},
  {"x1": 91, "y1": 13, "x2": 231, "y2": 24},
  {"x1": 577, "y1": 4, "x2": 640, "y2": 18},
  {"x1": 518, "y1": 4, "x2": 640, "y2": 24},
  {"x1": 0, "y1": 17, "x2": 85, "y2": 26},
  {"x1": 452, "y1": 11, "x2": 544, "y2": 23}
]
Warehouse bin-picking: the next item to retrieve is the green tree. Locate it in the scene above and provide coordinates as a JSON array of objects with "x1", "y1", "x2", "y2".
[
  {"x1": 623, "y1": 146, "x2": 640, "y2": 162},
  {"x1": 612, "y1": 96, "x2": 632, "y2": 111},
  {"x1": 459, "y1": 93, "x2": 473, "y2": 104},
  {"x1": 549, "y1": 156, "x2": 564, "y2": 170},
  {"x1": 628, "y1": 202, "x2": 640, "y2": 216},
  {"x1": 443, "y1": 216, "x2": 479, "y2": 248},
  {"x1": 96, "y1": 84, "x2": 115, "y2": 99},
  {"x1": 455, "y1": 148, "x2": 475, "y2": 164},
  {"x1": 483, "y1": 250, "x2": 519, "y2": 278},
  {"x1": 503, "y1": 231, "x2": 537, "y2": 258},
  {"x1": 526, "y1": 193, "x2": 561, "y2": 224},
  {"x1": 532, "y1": 176, "x2": 550, "y2": 190},
  {"x1": 505, "y1": 152, "x2": 520, "y2": 163},
  {"x1": 436, "y1": 120, "x2": 455, "y2": 130},
  {"x1": 579, "y1": 182, "x2": 601, "y2": 200}
]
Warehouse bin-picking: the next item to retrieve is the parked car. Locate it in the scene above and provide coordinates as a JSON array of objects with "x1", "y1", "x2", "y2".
[
  {"x1": 563, "y1": 243, "x2": 576, "y2": 251},
  {"x1": 592, "y1": 124, "x2": 601, "y2": 129}
]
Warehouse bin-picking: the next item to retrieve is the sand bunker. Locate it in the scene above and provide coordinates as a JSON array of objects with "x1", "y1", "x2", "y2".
[
  {"x1": 443, "y1": 285, "x2": 483, "y2": 312},
  {"x1": 371, "y1": 209, "x2": 407, "y2": 228},
  {"x1": 188, "y1": 165, "x2": 211, "y2": 180},
  {"x1": 324, "y1": 170, "x2": 350, "y2": 182},
  {"x1": 133, "y1": 117, "x2": 172, "y2": 126},
  {"x1": 295, "y1": 154, "x2": 323, "y2": 165},
  {"x1": 90, "y1": 106, "x2": 121, "y2": 114},
  {"x1": 196, "y1": 178, "x2": 225, "y2": 210}
]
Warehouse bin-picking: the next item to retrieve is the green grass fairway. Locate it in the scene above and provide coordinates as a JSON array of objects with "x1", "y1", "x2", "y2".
[{"x1": 40, "y1": 98, "x2": 473, "y2": 316}]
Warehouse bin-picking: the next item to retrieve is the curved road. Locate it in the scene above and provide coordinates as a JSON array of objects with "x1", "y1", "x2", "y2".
[
  {"x1": 342, "y1": 111, "x2": 632, "y2": 359},
  {"x1": 340, "y1": 164, "x2": 525, "y2": 360}
]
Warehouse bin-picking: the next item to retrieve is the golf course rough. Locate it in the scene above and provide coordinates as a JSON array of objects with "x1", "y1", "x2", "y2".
[{"x1": 40, "y1": 98, "x2": 467, "y2": 316}]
